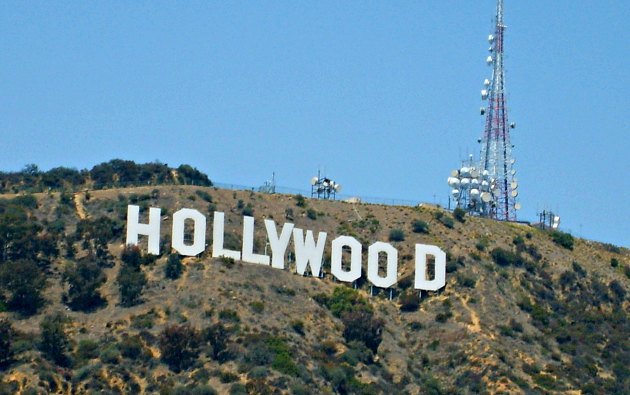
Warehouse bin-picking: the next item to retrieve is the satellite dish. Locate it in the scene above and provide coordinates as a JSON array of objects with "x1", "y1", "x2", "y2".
[
  {"x1": 484, "y1": 79, "x2": 491, "y2": 86},
  {"x1": 481, "y1": 89, "x2": 489, "y2": 100},
  {"x1": 451, "y1": 189, "x2": 460, "y2": 198},
  {"x1": 511, "y1": 169, "x2": 517, "y2": 175},
  {"x1": 470, "y1": 189, "x2": 481, "y2": 200},
  {"x1": 511, "y1": 190, "x2": 519, "y2": 198},
  {"x1": 460, "y1": 167, "x2": 470, "y2": 176},
  {"x1": 510, "y1": 158, "x2": 516, "y2": 164},
  {"x1": 450, "y1": 170, "x2": 459, "y2": 177},
  {"x1": 514, "y1": 203, "x2": 522, "y2": 210},
  {"x1": 510, "y1": 122, "x2": 516, "y2": 129},
  {"x1": 481, "y1": 192, "x2": 492, "y2": 202},
  {"x1": 460, "y1": 178, "x2": 471, "y2": 188},
  {"x1": 470, "y1": 169, "x2": 480, "y2": 178},
  {"x1": 511, "y1": 181, "x2": 518, "y2": 189},
  {"x1": 471, "y1": 178, "x2": 480, "y2": 188},
  {"x1": 334, "y1": 184, "x2": 342, "y2": 193},
  {"x1": 481, "y1": 180, "x2": 489, "y2": 191},
  {"x1": 447, "y1": 177, "x2": 460, "y2": 187},
  {"x1": 552, "y1": 216, "x2": 561, "y2": 229},
  {"x1": 482, "y1": 170, "x2": 490, "y2": 179},
  {"x1": 488, "y1": 34, "x2": 494, "y2": 43},
  {"x1": 486, "y1": 56, "x2": 493, "y2": 65},
  {"x1": 310, "y1": 177, "x2": 319, "y2": 185},
  {"x1": 480, "y1": 107, "x2": 485, "y2": 115}
]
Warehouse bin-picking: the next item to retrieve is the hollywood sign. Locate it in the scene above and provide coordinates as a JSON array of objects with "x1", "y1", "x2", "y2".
[{"x1": 126, "y1": 205, "x2": 446, "y2": 291}]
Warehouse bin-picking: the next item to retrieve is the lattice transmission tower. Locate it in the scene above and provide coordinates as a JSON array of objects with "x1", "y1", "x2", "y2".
[{"x1": 447, "y1": 0, "x2": 520, "y2": 220}]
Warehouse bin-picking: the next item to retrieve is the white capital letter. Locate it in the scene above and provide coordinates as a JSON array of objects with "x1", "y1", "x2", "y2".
[
  {"x1": 414, "y1": 244, "x2": 446, "y2": 291},
  {"x1": 242, "y1": 216, "x2": 270, "y2": 265},
  {"x1": 172, "y1": 208, "x2": 206, "y2": 256},
  {"x1": 212, "y1": 212, "x2": 241, "y2": 260},
  {"x1": 368, "y1": 242, "x2": 398, "y2": 288},
  {"x1": 292, "y1": 228, "x2": 327, "y2": 276},
  {"x1": 265, "y1": 219, "x2": 294, "y2": 269},
  {"x1": 331, "y1": 236, "x2": 362, "y2": 283},
  {"x1": 126, "y1": 205, "x2": 161, "y2": 255}
]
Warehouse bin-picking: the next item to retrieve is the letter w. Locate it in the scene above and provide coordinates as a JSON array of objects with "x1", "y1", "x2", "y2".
[{"x1": 292, "y1": 228, "x2": 327, "y2": 277}]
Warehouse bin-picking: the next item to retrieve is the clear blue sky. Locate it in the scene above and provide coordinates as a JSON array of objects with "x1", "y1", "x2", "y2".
[{"x1": 1, "y1": 1, "x2": 628, "y2": 247}]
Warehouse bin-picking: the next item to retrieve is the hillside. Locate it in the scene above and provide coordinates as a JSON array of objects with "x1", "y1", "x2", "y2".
[{"x1": 0, "y1": 183, "x2": 628, "y2": 394}]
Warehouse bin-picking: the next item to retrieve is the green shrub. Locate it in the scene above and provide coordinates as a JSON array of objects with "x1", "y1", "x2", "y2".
[
  {"x1": 203, "y1": 323, "x2": 230, "y2": 362},
  {"x1": 295, "y1": 194, "x2": 306, "y2": 207},
  {"x1": 435, "y1": 311, "x2": 453, "y2": 323},
  {"x1": 131, "y1": 310, "x2": 157, "y2": 329},
  {"x1": 399, "y1": 291, "x2": 420, "y2": 312},
  {"x1": 457, "y1": 273, "x2": 476, "y2": 288},
  {"x1": 453, "y1": 207, "x2": 466, "y2": 222},
  {"x1": 39, "y1": 313, "x2": 70, "y2": 366},
  {"x1": 610, "y1": 258, "x2": 619, "y2": 268},
  {"x1": 412, "y1": 220, "x2": 429, "y2": 234},
  {"x1": 229, "y1": 383, "x2": 247, "y2": 395},
  {"x1": 117, "y1": 247, "x2": 147, "y2": 307},
  {"x1": 241, "y1": 205, "x2": 254, "y2": 216},
  {"x1": 0, "y1": 318, "x2": 14, "y2": 367},
  {"x1": 290, "y1": 320, "x2": 305, "y2": 335},
  {"x1": 119, "y1": 334, "x2": 146, "y2": 360},
  {"x1": 195, "y1": 190, "x2": 213, "y2": 203},
  {"x1": 164, "y1": 254, "x2": 184, "y2": 280},
  {"x1": 218, "y1": 309, "x2": 240, "y2": 322},
  {"x1": 306, "y1": 208, "x2": 317, "y2": 220},
  {"x1": 159, "y1": 324, "x2": 200, "y2": 372},
  {"x1": 388, "y1": 228, "x2": 405, "y2": 242},
  {"x1": 549, "y1": 230, "x2": 574, "y2": 250},
  {"x1": 249, "y1": 301, "x2": 265, "y2": 313},
  {"x1": 490, "y1": 247, "x2": 522, "y2": 267},
  {"x1": 341, "y1": 310, "x2": 384, "y2": 353},
  {"x1": 434, "y1": 211, "x2": 454, "y2": 228},
  {"x1": 0, "y1": 260, "x2": 47, "y2": 315},
  {"x1": 75, "y1": 339, "x2": 100, "y2": 362},
  {"x1": 99, "y1": 344, "x2": 120, "y2": 364},
  {"x1": 320, "y1": 287, "x2": 372, "y2": 318},
  {"x1": 62, "y1": 260, "x2": 106, "y2": 311}
]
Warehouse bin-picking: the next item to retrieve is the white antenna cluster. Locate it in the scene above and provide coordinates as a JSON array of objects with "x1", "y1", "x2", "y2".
[
  {"x1": 537, "y1": 210, "x2": 561, "y2": 230},
  {"x1": 310, "y1": 171, "x2": 341, "y2": 200},
  {"x1": 258, "y1": 172, "x2": 276, "y2": 194},
  {"x1": 447, "y1": 155, "x2": 520, "y2": 215}
]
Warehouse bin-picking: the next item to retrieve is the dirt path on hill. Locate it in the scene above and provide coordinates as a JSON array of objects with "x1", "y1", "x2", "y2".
[
  {"x1": 74, "y1": 192, "x2": 88, "y2": 219},
  {"x1": 460, "y1": 296, "x2": 481, "y2": 333}
]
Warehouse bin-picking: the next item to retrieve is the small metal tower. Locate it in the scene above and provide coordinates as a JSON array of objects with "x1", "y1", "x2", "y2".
[
  {"x1": 479, "y1": 0, "x2": 519, "y2": 220},
  {"x1": 447, "y1": 0, "x2": 520, "y2": 220}
]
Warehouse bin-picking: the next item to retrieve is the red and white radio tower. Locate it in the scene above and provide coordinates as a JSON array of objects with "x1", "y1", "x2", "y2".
[
  {"x1": 480, "y1": 0, "x2": 519, "y2": 220},
  {"x1": 447, "y1": 0, "x2": 520, "y2": 220}
]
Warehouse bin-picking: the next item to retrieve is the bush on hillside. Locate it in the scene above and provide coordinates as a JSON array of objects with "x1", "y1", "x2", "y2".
[
  {"x1": 164, "y1": 253, "x2": 184, "y2": 280},
  {"x1": 453, "y1": 207, "x2": 466, "y2": 222},
  {"x1": 389, "y1": 228, "x2": 405, "y2": 242},
  {"x1": 159, "y1": 324, "x2": 200, "y2": 372},
  {"x1": 399, "y1": 291, "x2": 421, "y2": 312},
  {"x1": 434, "y1": 211, "x2": 454, "y2": 228},
  {"x1": 0, "y1": 260, "x2": 46, "y2": 315},
  {"x1": 412, "y1": 220, "x2": 429, "y2": 234},
  {"x1": 342, "y1": 310, "x2": 384, "y2": 353},
  {"x1": 39, "y1": 313, "x2": 70, "y2": 366},
  {"x1": 62, "y1": 260, "x2": 106, "y2": 311},
  {"x1": 0, "y1": 318, "x2": 14, "y2": 367},
  {"x1": 549, "y1": 230, "x2": 574, "y2": 250}
]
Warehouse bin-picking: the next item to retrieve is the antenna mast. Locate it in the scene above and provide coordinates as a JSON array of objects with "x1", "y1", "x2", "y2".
[
  {"x1": 480, "y1": 0, "x2": 518, "y2": 220},
  {"x1": 446, "y1": 0, "x2": 520, "y2": 220}
]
